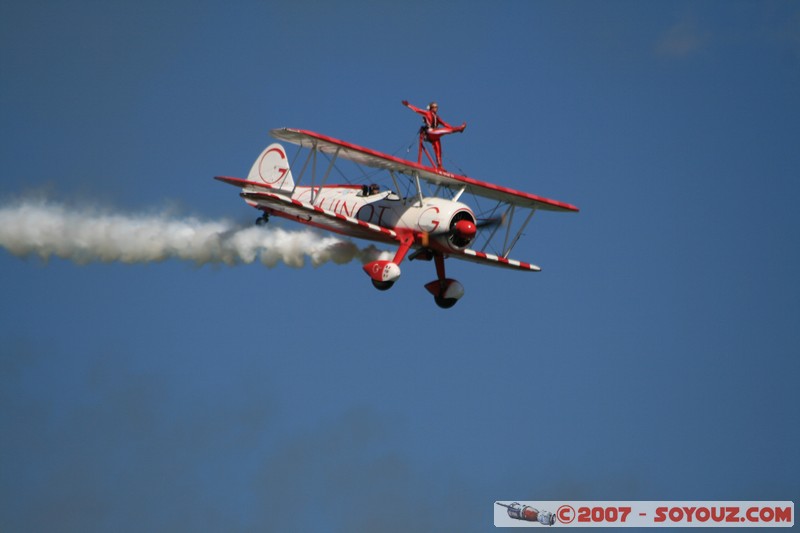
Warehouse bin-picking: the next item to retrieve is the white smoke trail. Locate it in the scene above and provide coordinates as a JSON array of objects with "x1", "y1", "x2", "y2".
[{"x1": 0, "y1": 200, "x2": 389, "y2": 268}]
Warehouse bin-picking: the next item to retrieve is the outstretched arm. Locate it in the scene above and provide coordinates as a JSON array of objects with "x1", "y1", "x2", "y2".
[{"x1": 402, "y1": 100, "x2": 427, "y2": 116}]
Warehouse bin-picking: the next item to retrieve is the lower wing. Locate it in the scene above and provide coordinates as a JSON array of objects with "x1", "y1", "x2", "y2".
[{"x1": 448, "y1": 248, "x2": 541, "y2": 272}]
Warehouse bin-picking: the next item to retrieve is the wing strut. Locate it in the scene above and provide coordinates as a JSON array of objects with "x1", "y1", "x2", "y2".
[
  {"x1": 414, "y1": 173, "x2": 424, "y2": 206},
  {"x1": 311, "y1": 147, "x2": 317, "y2": 201},
  {"x1": 477, "y1": 203, "x2": 538, "y2": 259},
  {"x1": 504, "y1": 208, "x2": 536, "y2": 258},
  {"x1": 502, "y1": 205, "x2": 516, "y2": 256},
  {"x1": 293, "y1": 147, "x2": 315, "y2": 195},
  {"x1": 389, "y1": 171, "x2": 404, "y2": 205},
  {"x1": 452, "y1": 185, "x2": 467, "y2": 202},
  {"x1": 313, "y1": 146, "x2": 340, "y2": 205},
  {"x1": 480, "y1": 203, "x2": 511, "y2": 253}
]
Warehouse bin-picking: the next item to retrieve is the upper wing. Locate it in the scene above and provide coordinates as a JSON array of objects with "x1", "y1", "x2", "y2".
[
  {"x1": 214, "y1": 176, "x2": 398, "y2": 244},
  {"x1": 270, "y1": 128, "x2": 579, "y2": 213}
]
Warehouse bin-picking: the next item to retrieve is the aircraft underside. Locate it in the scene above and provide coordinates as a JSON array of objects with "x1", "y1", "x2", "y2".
[{"x1": 251, "y1": 194, "x2": 470, "y2": 309}]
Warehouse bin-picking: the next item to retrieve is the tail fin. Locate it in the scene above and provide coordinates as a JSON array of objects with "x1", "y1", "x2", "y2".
[{"x1": 247, "y1": 143, "x2": 295, "y2": 192}]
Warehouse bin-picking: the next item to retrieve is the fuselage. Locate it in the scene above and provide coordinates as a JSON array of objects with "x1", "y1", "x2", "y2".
[{"x1": 247, "y1": 185, "x2": 476, "y2": 251}]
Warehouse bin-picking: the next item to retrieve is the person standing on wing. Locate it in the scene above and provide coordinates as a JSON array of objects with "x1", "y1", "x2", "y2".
[{"x1": 402, "y1": 100, "x2": 466, "y2": 169}]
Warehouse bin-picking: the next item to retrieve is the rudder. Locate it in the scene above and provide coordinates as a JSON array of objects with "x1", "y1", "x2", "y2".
[{"x1": 247, "y1": 143, "x2": 295, "y2": 192}]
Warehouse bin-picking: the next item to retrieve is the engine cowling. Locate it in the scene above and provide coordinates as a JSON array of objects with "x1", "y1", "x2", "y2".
[
  {"x1": 431, "y1": 209, "x2": 476, "y2": 251},
  {"x1": 449, "y1": 212, "x2": 477, "y2": 248},
  {"x1": 410, "y1": 198, "x2": 478, "y2": 251}
]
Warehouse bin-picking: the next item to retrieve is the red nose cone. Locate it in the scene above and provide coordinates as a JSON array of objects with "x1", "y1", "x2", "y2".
[{"x1": 454, "y1": 219, "x2": 477, "y2": 239}]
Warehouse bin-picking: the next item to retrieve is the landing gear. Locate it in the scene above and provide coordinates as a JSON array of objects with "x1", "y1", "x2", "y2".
[
  {"x1": 255, "y1": 213, "x2": 269, "y2": 226},
  {"x1": 371, "y1": 279, "x2": 395, "y2": 291},
  {"x1": 364, "y1": 261, "x2": 402, "y2": 291},
  {"x1": 424, "y1": 253, "x2": 465, "y2": 309},
  {"x1": 426, "y1": 279, "x2": 465, "y2": 308},
  {"x1": 362, "y1": 246, "x2": 464, "y2": 308},
  {"x1": 434, "y1": 295, "x2": 459, "y2": 309},
  {"x1": 364, "y1": 236, "x2": 412, "y2": 293}
]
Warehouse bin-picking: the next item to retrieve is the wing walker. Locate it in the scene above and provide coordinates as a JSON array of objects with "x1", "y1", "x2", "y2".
[{"x1": 216, "y1": 115, "x2": 578, "y2": 308}]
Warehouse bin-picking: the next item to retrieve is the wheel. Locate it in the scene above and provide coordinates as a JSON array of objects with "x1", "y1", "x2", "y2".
[
  {"x1": 371, "y1": 279, "x2": 395, "y2": 291},
  {"x1": 434, "y1": 296, "x2": 458, "y2": 309},
  {"x1": 255, "y1": 214, "x2": 269, "y2": 226}
]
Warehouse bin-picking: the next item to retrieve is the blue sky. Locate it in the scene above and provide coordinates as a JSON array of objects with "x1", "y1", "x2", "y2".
[{"x1": 1, "y1": 1, "x2": 799, "y2": 531}]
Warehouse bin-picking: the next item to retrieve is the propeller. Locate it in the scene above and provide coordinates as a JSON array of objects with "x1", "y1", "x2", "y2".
[
  {"x1": 450, "y1": 213, "x2": 505, "y2": 248},
  {"x1": 475, "y1": 213, "x2": 506, "y2": 230},
  {"x1": 419, "y1": 213, "x2": 505, "y2": 250}
]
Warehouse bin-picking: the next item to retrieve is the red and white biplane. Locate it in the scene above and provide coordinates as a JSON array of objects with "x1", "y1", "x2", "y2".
[{"x1": 216, "y1": 128, "x2": 578, "y2": 308}]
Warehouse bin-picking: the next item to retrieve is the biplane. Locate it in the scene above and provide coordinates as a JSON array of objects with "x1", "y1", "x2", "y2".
[{"x1": 216, "y1": 128, "x2": 578, "y2": 308}]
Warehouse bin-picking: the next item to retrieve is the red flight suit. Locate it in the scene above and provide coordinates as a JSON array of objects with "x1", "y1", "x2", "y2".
[{"x1": 402, "y1": 101, "x2": 465, "y2": 169}]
